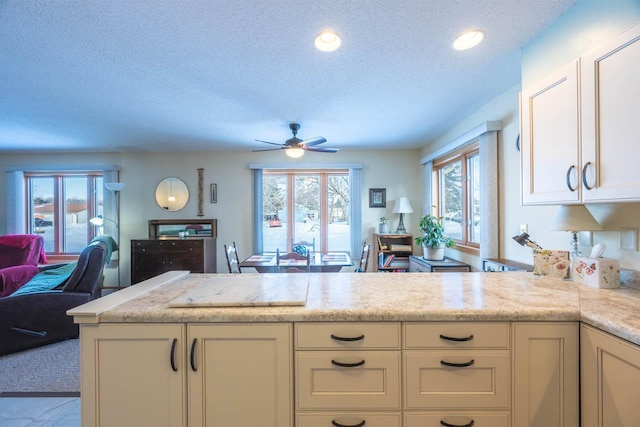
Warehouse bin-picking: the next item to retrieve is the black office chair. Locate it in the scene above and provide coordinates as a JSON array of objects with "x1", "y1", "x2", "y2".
[{"x1": 224, "y1": 241, "x2": 242, "y2": 274}]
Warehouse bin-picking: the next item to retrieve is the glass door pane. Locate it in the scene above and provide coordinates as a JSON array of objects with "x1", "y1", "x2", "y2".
[
  {"x1": 64, "y1": 176, "x2": 88, "y2": 253},
  {"x1": 327, "y1": 174, "x2": 350, "y2": 252},
  {"x1": 31, "y1": 177, "x2": 55, "y2": 253},
  {"x1": 294, "y1": 175, "x2": 320, "y2": 252},
  {"x1": 263, "y1": 175, "x2": 287, "y2": 252}
]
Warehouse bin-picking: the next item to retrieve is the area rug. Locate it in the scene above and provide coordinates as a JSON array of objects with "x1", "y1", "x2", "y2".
[{"x1": 0, "y1": 339, "x2": 79, "y2": 396}]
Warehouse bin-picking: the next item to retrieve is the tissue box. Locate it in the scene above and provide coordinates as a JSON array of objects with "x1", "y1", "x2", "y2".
[
  {"x1": 532, "y1": 249, "x2": 571, "y2": 279},
  {"x1": 572, "y1": 257, "x2": 620, "y2": 288}
]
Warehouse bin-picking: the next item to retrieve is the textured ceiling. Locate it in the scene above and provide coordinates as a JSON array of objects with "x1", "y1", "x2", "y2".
[{"x1": 0, "y1": 0, "x2": 576, "y2": 153}]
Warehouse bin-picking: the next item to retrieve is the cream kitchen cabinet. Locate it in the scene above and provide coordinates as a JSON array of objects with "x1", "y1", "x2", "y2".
[
  {"x1": 520, "y1": 60, "x2": 581, "y2": 205},
  {"x1": 581, "y1": 324, "x2": 640, "y2": 427},
  {"x1": 512, "y1": 322, "x2": 579, "y2": 427},
  {"x1": 580, "y1": 21, "x2": 640, "y2": 202},
  {"x1": 294, "y1": 322, "x2": 402, "y2": 425},
  {"x1": 80, "y1": 322, "x2": 292, "y2": 427},
  {"x1": 403, "y1": 322, "x2": 511, "y2": 426}
]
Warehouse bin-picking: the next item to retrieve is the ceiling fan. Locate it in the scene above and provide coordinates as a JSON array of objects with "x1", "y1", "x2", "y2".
[{"x1": 253, "y1": 123, "x2": 339, "y2": 158}]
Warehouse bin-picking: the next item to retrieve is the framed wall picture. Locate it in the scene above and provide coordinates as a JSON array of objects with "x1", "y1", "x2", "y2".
[
  {"x1": 369, "y1": 188, "x2": 386, "y2": 208},
  {"x1": 210, "y1": 183, "x2": 217, "y2": 203}
]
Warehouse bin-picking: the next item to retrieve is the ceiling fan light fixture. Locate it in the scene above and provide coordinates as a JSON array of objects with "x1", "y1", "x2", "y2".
[
  {"x1": 453, "y1": 30, "x2": 485, "y2": 50},
  {"x1": 315, "y1": 31, "x2": 341, "y2": 52},
  {"x1": 285, "y1": 147, "x2": 305, "y2": 158}
]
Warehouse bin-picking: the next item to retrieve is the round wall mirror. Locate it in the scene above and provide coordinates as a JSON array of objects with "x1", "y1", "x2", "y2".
[{"x1": 155, "y1": 177, "x2": 189, "y2": 211}]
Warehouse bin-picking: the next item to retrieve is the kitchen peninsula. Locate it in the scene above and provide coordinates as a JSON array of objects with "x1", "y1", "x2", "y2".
[{"x1": 68, "y1": 271, "x2": 640, "y2": 427}]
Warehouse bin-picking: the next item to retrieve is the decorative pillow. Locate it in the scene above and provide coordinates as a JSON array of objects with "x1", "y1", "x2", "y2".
[
  {"x1": 0, "y1": 265, "x2": 39, "y2": 297},
  {"x1": 292, "y1": 244, "x2": 307, "y2": 256},
  {"x1": 10, "y1": 262, "x2": 77, "y2": 297}
]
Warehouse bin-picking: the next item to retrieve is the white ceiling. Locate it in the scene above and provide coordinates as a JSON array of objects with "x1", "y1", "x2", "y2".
[{"x1": 0, "y1": 0, "x2": 576, "y2": 153}]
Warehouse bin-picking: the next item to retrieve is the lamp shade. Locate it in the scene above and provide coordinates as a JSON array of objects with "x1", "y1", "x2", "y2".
[
  {"x1": 392, "y1": 197, "x2": 413, "y2": 214},
  {"x1": 551, "y1": 205, "x2": 602, "y2": 232}
]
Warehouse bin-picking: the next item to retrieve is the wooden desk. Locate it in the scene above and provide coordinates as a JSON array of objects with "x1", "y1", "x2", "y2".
[{"x1": 240, "y1": 252, "x2": 352, "y2": 273}]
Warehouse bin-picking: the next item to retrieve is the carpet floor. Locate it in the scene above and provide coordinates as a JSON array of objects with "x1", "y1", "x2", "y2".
[{"x1": 0, "y1": 339, "x2": 79, "y2": 395}]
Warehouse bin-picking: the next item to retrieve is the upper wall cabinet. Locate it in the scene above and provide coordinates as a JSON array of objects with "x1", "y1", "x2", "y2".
[
  {"x1": 521, "y1": 61, "x2": 580, "y2": 205},
  {"x1": 581, "y1": 21, "x2": 640, "y2": 203},
  {"x1": 521, "y1": 21, "x2": 640, "y2": 205}
]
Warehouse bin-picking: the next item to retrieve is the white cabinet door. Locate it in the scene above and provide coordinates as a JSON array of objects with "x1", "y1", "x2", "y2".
[
  {"x1": 581, "y1": 324, "x2": 640, "y2": 427},
  {"x1": 80, "y1": 323, "x2": 186, "y2": 427},
  {"x1": 521, "y1": 61, "x2": 580, "y2": 205},
  {"x1": 188, "y1": 323, "x2": 293, "y2": 427},
  {"x1": 512, "y1": 322, "x2": 579, "y2": 427},
  {"x1": 581, "y1": 22, "x2": 640, "y2": 202}
]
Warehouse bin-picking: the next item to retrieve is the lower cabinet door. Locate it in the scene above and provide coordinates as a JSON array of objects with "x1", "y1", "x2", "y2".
[
  {"x1": 296, "y1": 412, "x2": 402, "y2": 427},
  {"x1": 404, "y1": 350, "x2": 510, "y2": 409},
  {"x1": 80, "y1": 323, "x2": 186, "y2": 427},
  {"x1": 188, "y1": 323, "x2": 293, "y2": 427},
  {"x1": 296, "y1": 351, "x2": 401, "y2": 410},
  {"x1": 405, "y1": 411, "x2": 510, "y2": 427},
  {"x1": 582, "y1": 324, "x2": 640, "y2": 427}
]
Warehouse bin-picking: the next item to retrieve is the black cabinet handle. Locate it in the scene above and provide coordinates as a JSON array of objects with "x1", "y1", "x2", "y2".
[
  {"x1": 331, "y1": 334, "x2": 365, "y2": 342},
  {"x1": 332, "y1": 420, "x2": 365, "y2": 427},
  {"x1": 331, "y1": 359, "x2": 365, "y2": 368},
  {"x1": 582, "y1": 162, "x2": 594, "y2": 190},
  {"x1": 566, "y1": 165, "x2": 577, "y2": 191},
  {"x1": 439, "y1": 334, "x2": 474, "y2": 342},
  {"x1": 170, "y1": 338, "x2": 178, "y2": 372},
  {"x1": 190, "y1": 338, "x2": 197, "y2": 372},
  {"x1": 441, "y1": 359, "x2": 475, "y2": 368},
  {"x1": 441, "y1": 420, "x2": 474, "y2": 427}
]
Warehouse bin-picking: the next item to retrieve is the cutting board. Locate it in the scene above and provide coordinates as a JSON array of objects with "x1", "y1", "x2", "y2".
[{"x1": 168, "y1": 274, "x2": 309, "y2": 307}]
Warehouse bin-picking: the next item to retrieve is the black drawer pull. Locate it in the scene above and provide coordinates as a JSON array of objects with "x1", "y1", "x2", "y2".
[
  {"x1": 332, "y1": 420, "x2": 365, "y2": 427},
  {"x1": 331, "y1": 334, "x2": 365, "y2": 342},
  {"x1": 441, "y1": 420, "x2": 474, "y2": 427},
  {"x1": 439, "y1": 334, "x2": 474, "y2": 342},
  {"x1": 582, "y1": 161, "x2": 594, "y2": 190},
  {"x1": 170, "y1": 338, "x2": 178, "y2": 372},
  {"x1": 566, "y1": 165, "x2": 577, "y2": 192},
  {"x1": 441, "y1": 359, "x2": 475, "y2": 368},
  {"x1": 331, "y1": 359, "x2": 365, "y2": 368},
  {"x1": 190, "y1": 338, "x2": 197, "y2": 372}
]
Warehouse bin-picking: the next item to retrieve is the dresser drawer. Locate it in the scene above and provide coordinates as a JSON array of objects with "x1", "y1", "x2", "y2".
[
  {"x1": 132, "y1": 239, "x2": 203, "y2": 252},
  {"x1": 404, "y1": 350, "x2": 510, "y2": 409},
  {"x1": 296, "y1": 350, "x2": 401, "y2": 410},
  {"x1": 297, "y1": 412, "x2": 401, "y2": 427},
  {"x1": 296, "y1": 322, "x2": 401, "y2": 350},
  {"x1": 405, "y1": 411, "x2": 510, "y2": 427},
  {"x1": 404, "y1": 322, "x2": 509, "y2": 349}
]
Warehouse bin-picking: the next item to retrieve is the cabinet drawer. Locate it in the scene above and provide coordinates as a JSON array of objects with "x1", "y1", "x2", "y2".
[
  {"x1": 404, "y1": 350, "x2": 510, "y2": 409},
  {"x1": 133, "y1": 239, "x2": 202, "y2": 252},
  {"x1": 296, "y1": 351, "x2": 401, "y2": 410},
  {"x1": 404, "y1": 322, "x2": 509, "y2": 349},
  {"x1": 297, "y1": 412, "x2": 401, "y2": 427},
  {"x1": 405, "y1": 411, "x2": 510, "y2": 427},
  {"x1": 296, "y1": 322, "x2": 401, "y2": 350}
]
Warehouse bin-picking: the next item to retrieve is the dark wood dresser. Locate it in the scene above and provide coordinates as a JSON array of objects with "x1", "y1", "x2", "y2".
[{"x1": 131, "y1": 237, "x2": 216, "y2": 284}]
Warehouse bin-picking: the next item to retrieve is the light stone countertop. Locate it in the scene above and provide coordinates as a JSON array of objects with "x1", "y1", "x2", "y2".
[{"x1": 71, "y1": 271, "x2": 640, "y2": 346}]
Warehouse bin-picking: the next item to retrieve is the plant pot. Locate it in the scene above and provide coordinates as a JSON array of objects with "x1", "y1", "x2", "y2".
[
  {"x1": 379, "y1": 223, "x2": 389, "y2": 234},
  {"x1": 423, "y1": 244, "x2": 445, "y2": 261}
]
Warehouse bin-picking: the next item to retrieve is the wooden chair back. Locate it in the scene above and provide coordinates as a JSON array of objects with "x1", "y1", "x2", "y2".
[
  {"x1": 356, "y1": 241, "x2": 370, "y2": 272},
  {"x1": 276, "y1": 248, "x2": 310, "y2": 272}
]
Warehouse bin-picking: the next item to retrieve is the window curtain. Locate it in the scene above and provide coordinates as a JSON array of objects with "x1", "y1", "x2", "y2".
[{"x1": 250, "y1": 163, "x2": 363, "y2": 257}]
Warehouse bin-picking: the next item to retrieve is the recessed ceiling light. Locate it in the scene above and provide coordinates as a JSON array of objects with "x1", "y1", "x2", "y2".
[
  {"x1": 315, "y1": 30, "x2": 341, "y2": 52},
  {"x1": 453, "y1": 30, "x2": 485, "y2": 50}
]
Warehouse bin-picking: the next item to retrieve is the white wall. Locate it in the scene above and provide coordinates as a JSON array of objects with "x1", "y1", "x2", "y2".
[
  {"x1": 421, "y1": 0, "x2": 640, "y2": 271},
  {"x1": 1, "y1": 149, "x2": 421, "y2": 285}
]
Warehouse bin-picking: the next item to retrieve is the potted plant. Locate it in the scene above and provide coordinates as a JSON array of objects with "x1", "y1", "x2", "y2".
[
  {"x1": 414, "y1": 214, "x2": 455, "y2": 261},
  {"x1": 379, "y1": 217, "x2": 389, "y2": 234}
]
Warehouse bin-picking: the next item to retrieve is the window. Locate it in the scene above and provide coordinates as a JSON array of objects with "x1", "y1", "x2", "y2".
[
  {"x1": 261, "y1": 170, "x2": 350, "y2": 253},
  {"x1": 433, "y1": 143, "x2": 480, "y2": 249},
  {"x1": 25, "y1": 172, "x2": 103, "y2": 255}
]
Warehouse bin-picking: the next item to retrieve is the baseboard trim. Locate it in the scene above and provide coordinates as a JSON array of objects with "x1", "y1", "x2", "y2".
[{"x1": 0, "y1": 392, "x2": 80, "y2": 397}]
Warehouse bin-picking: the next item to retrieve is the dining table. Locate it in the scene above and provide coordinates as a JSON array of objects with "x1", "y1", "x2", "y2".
[{"x1": 239, "y1": 251, "x2": 353, "y2": 273}]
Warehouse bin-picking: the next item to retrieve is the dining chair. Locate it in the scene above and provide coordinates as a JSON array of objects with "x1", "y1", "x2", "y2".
[
  {"x1": 276, "y1": 248, "x2": 311, "y2": 273},
  {"x1": 224, "y1": 241, "x2": 242, "y2": 274},
  {"x1": 291, "y1": 237, "x2": 315, "y2": 256},
  {"x1": 355, "y1": 241, "x2": 371, "y2": 272}
]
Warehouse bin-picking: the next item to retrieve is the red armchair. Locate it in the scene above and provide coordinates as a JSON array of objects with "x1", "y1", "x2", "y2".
[{"x1": 0, "y1": 235, "x2": 46, "y2": 297}]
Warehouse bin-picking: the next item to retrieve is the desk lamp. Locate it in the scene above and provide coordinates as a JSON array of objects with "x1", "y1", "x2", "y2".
[
  {"x1": 512, "y1": 232, "x2": 543, "y2": 250},
  {"x1": 392, "y1": 197, "x2": 413, "y2": 234},
  {"x1": 551, "y1": 204, "x2": 602, "y2": 256}
]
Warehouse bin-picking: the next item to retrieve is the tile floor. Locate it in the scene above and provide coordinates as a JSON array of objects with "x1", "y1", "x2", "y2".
[{"x1": 0, "y1": 397, "x2": 80, "y2": 427}]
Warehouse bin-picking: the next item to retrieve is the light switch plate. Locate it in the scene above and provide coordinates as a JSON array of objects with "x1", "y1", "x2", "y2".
[
  {"x1": 620, "y1": 227, "x2": 639, "y2": 251},
  {"x1": 579, "y1": 231, "x2": 593, "y2": 247}
]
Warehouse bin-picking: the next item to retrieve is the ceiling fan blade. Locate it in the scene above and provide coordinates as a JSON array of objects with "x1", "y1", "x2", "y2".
[
  {"x1": 304, "y1": 146, "x2": 339, "y2": 153},
  {"x1": 255, "y1": 139, "x2": 284, "y2": 146},
  {"x1": 301, "y1": 136, "x2": 327, "y2": 146},
  {"x1": 252, "y1": 147, "x2": 285, "y2": 152}
]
